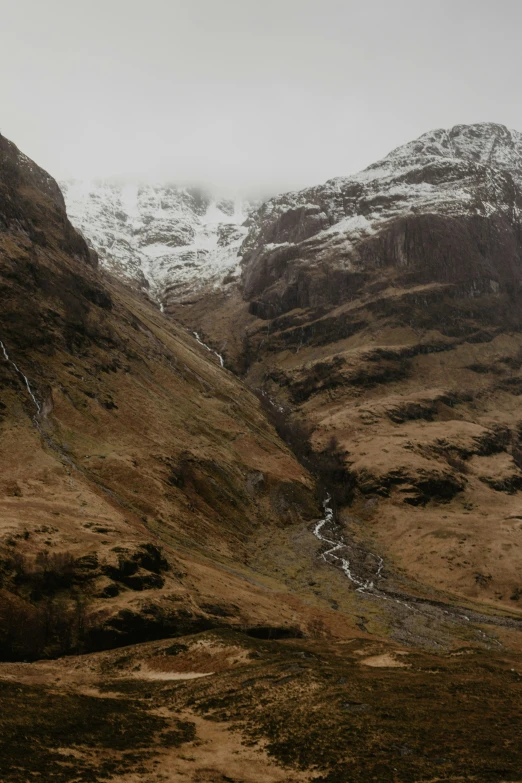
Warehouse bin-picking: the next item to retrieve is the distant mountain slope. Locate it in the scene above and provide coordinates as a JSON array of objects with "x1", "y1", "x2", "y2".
[
  {"x1": 64, "y1": 123, "x2": 522, "y2": 316},
  {"x1": 240, "y1": 122, "x2": 522, "y2": 314},
  {"x1": 61, "y1": 180, "x2": 253, "y2": 303}
]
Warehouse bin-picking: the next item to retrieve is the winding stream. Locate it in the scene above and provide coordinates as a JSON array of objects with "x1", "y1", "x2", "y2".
[
  {"x1": 314, "y1": 495, "x2": 384, "y2": 594},
  {"x1": 312, "y1": 494, "x2": 511, "y2": 647}
]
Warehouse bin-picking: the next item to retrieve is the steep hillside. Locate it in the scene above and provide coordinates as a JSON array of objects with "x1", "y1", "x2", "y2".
[{"x1": 0, "y1": 134, "x2": 322, "y2": 660}]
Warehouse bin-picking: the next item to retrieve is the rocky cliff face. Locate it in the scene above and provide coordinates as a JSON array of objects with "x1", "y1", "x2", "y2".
[
  {"x1": 240, "y1": 123, "x2": 522, "y2": 317},
  {"x1": 0, "y1": 136, "x2": 95, "y2": 267},
  {"x1": 61, "y1": 180, "x2": 253, "y2": 303}
]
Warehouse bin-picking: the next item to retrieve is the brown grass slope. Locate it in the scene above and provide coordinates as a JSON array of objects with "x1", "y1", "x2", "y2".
[
  {"x1": 0, "y1": 134, "x2": 323, "y2": 660},
  {"x1": 1, "y1": 629, "x2": 522, "y2": 783}
]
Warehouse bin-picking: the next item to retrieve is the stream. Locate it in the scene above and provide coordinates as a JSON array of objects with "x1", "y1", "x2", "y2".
[
  {"x1": 193, "y1": 332, "x2": 225, "y2": 368},
  {"x1": 314, "y1": 495, "x2": 384, "y2": 594},
  {"x1": 313, "y1": 494, "x2": 512, "y2": 648},
  {"x1": 0, "y1": 339, "x2": 41, "y2": 415}
]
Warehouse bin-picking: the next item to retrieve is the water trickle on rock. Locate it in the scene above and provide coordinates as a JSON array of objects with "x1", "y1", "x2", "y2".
[
  {"x1": 193, "y1": 332, "x2": 225, "y2": 368},
  {"x1": 0, "y1": 339, "x2": 41, "y2": 414}
]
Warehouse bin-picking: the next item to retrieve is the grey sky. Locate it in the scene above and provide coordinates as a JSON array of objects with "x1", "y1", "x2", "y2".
[{"x1": 2, "y1": 0, "x2": 522, "y2": 194}]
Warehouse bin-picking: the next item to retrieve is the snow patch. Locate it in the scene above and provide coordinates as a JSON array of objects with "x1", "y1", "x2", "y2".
[{"x1": 62, "y1": 181, "x2": 253, "y2": 302}]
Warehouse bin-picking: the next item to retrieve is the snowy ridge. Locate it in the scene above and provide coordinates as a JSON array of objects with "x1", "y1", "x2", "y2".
[
  {"x1": 62, "y1": 124, "x2": 522, "y2": 304},
  {"x1": 61, "y1": 180, "x2": 252, "y2": 303},
  {"x1": 242, "y1": 122, "x2": 522, "y2": 268}
]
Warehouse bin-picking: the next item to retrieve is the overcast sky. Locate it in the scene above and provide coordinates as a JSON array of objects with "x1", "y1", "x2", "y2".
[{"x1": 2, "y1": 0, "x2": 522, "y2": 194}]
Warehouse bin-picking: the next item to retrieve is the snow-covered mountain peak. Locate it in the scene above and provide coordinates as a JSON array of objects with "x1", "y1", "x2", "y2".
[
  {"x1": 243, "y1": 122, "x2": 522, "y2": 258},
  {"x1": 61, "y1": 179, "x2": 253, "y2": 302},
  {"x1": 62, "y1": 123, "x2": 522, "y2": 309},
  {"x1": 383, "y1": 123, "x2": 522, "y2": 172}
]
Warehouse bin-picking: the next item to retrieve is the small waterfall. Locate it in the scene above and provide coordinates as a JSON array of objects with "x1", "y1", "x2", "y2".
[
  {"x1": 0, "y1": 339, "x2": 41, "y2": 414},
  {"x1": 193, "y1": 332, "x2": 225, "y2": 368}
]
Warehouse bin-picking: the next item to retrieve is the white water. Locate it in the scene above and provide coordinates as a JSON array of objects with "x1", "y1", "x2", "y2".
[
  {"x1": 312, "y1": 497, "x2": 493, "y2": 629},
  {"x1": 0, "y1": 339, "x2": 41, "y2": 414},
  {"x1": 193, "y1": 331, "x2": 225, "y2": 368},
  {"x1": 313, "y1": 495, "x2": 383, "y2": 594},
  {"x1": 313, "y1": 495, "x2": 420, "y2": 614}
]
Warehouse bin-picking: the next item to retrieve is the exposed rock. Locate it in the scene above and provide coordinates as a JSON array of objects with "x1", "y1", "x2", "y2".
[{"x1": 86, "y1": 605, "x2": 216, "y2": 651}]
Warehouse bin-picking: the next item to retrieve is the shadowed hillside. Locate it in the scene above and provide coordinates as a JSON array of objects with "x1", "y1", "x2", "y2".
[{"x1": 0, "y1": 134, "x2": 319, "y2": 660}]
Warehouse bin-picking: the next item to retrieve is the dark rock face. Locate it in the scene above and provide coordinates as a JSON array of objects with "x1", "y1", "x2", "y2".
[
  {"x1": 240, "y1": 123, "x2": 522, "y2": 322},
  {"x1": 85, "y1": 606, "x2": 216, "y2": 651},
  {"x1": 101, "y1": 544, "x2": 170, "y2": 590},
  {"x1": 0, "y1": 134, "x2": 94, "y2": 265}
]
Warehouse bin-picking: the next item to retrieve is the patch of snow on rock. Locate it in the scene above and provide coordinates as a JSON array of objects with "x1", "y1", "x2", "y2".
[{"x1": 61, "y1": 181, "x2": 253, "y2": 302}]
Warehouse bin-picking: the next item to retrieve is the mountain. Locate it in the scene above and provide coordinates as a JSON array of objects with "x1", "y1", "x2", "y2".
[
  {"x1": 64, "y1": 123, "x2": 522, "y2": 315},
  {"x1": 3, "y1": 128, "x2": 522, "y2": 783},
  {"x1": 164, "y1": 123, "x2": 522, "y2": 616},
  {"x1": 61, "y1": 179, "x2": 254, "y2": 302},
  {"x1": 238, "y1": 121, "x2": 522, "y2": 321},
  {"x1": 59, "y1": 124, "x2": 522, "y2": 616}
]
